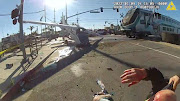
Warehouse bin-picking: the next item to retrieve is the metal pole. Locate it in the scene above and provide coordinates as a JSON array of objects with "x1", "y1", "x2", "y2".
[
  {"x1": 77, "y1": 12, "x2": 79, "y2": 25},
  {"x1": 37, "y1": 26, "x2": 38, "y2": 34},
  {"x1": 35, "y1": 37, "x2": 38, "y2": 54},
  {"x1": 67, "y1": 7, "x2": 114, "y2": 19},
  {"x1": 19, "y1": 0, "x2": 26, "y2": 61},
  {"x1": 40, "y1": 16, "x2": 42, "y2": 35},
  {"x1": 40, "y1": 22, "x2": 42, "y2": 47},
  {"x1": 117, "y1": 19, "x2": 118, "y2": 26},
  {"x1": 54, "y1": 8, "x2": 56, "y2": 34},
  {"x1": 41, "y1": 25, "x2": 42, "y2": 34},
  {"x1": 44, "y1": 5, "x2": 47, "y2": 37},
  {"x1": 66, "y1": 2, "x2": 67, "y2": 24},
  {"x1": 67, "y1": 8, "x2": 99, "y2": 19},
  {"x1": 54, "y1": 8, "x2": 55, "y2": 22}
]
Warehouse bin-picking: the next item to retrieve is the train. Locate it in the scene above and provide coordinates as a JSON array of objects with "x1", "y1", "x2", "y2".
[{"x1": 120, "y1": 8, "x2": 180, "y2": 43}]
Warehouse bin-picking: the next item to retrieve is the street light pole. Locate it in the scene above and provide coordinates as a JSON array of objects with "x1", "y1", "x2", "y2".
[{"x1": 19, "y1": 0, "x2": 26, "y2": 61}]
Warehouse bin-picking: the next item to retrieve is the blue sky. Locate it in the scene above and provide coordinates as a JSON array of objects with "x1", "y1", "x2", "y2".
[{"x1": 0, "y1": 0, "x2": 180, "y2": 40}]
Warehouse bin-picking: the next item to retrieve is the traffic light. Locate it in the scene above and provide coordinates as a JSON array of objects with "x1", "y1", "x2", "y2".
[
  {"x1": 11, "y1": 8, "x2": 20, "y2": 25},
  {"x1": 100, "y1": 7, "x2": 103, "y2": 12},
  {"x1": 117, "y1": 9, "x2": 119, "y2": 12}
]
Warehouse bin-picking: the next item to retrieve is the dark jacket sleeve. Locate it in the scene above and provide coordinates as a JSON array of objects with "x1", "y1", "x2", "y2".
[
  {"x1": 143, "y1": 67, "x2": 168, "y2": 94},
  {"x1": 177, "y1": 74, "x2": 180, "y2": 78}
]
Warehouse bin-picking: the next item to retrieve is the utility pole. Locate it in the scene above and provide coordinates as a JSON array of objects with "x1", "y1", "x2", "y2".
[
  {"x1": 44, "y1": 5, "x2": 47, "y2": 37},
  {"x1": 65, "y1": 2, "x2": 67, "y2": 24},
  {"x1": 19, "y1": 0, "x2": 26, "y2": 61}
]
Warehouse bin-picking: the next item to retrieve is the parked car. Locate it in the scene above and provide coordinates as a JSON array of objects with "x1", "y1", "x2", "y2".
[{"x1": 96, "y1": 29, "x2": 107, "y2": 35}]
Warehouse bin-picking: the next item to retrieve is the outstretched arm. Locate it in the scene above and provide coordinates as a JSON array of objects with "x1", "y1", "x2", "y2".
[
  {"x1": 120, "y1": 68, "x2": 147, "y2": 87},
  {"x1": 120, "y1": 67, "x2": 166, "y2": 88},
  {"x1": 121, "y1": 68, "x2": 168, "y2": 93}
]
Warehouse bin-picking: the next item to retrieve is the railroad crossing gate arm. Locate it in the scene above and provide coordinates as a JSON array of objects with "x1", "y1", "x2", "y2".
[{"x1": 23, "y1": 20, "x2": 81, "y2": 45}]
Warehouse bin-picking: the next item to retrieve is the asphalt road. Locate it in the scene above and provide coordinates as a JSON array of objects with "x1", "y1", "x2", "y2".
[{"x1": 13, "y1": 35, "x2": 180, "y2": 101}]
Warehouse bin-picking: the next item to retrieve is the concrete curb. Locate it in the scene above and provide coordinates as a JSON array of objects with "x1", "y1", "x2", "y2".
[{"x1": 1, "y1": 48, "x2": 58, "y2": 101}]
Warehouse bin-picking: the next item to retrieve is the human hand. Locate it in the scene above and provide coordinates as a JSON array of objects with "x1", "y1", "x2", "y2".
[
  {"x1": 93, "y1": 92, "x2": 111, "y2": 101},
  {"x1": 120, "y1": 68, "x2": 147, "y2": 87},
  {"x1": 169, "y1": 75, "x2": 180, "y2": 90}
]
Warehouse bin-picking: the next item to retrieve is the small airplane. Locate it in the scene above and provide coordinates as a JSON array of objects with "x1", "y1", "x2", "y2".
[{"x1": 23, "y1": 20, "x2": 90, "y2": 46}]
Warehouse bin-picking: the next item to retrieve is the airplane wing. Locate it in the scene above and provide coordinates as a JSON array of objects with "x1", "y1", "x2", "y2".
[
  {"x1": 23, "y1": 21, "x2": 79, "y2": 29},
  {"x1": 23, "y1": 20, "x2": 82, "y2": 44}
]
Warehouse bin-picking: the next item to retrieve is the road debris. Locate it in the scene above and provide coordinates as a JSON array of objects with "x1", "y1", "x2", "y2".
[
  {"x1": 54, "y1": 46, "x2": 74, "y2": 63},
  {"x1": 107, "y1": 68, "x2": 113, "y2": 71}
]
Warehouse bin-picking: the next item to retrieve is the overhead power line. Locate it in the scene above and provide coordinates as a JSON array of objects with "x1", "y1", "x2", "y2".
[
  {"x1": 46, "y1": 17, "x2": 54, "y2": 22},
  {"x1": 46, "y1": 17, "x2": 60, "y2": 24},
  {"x1": 0, "y1": 14, "x2": 11, "y2": 16},
  {"x1": 24, "y1": 10, "x2": 45, "y2": 14},
  {"x1": 0, "y1": 10, "x2": 45, "y2": 16},
  {"x1": 68, "y1": 19, "x2": 120, "y2": 22}
]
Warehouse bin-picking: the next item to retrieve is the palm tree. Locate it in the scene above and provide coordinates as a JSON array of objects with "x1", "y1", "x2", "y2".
[{"x1": 27, "y1": 26, "x2": 34, "y2": 34}]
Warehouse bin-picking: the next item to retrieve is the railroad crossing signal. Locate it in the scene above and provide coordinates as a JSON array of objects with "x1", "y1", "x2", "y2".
[
  {"x1": 11, "y1": 8, "x2": 19, "y2": 19},
  {"x1": 11, "y1": 8, "x2": 20, "y2": 25},
  {"x1": 13, "y1": 18, "x2": 17, "y2": 25}
]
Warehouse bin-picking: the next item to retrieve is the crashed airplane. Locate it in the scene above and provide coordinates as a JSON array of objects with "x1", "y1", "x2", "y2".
[{"x1": 23, "y1": 20, "x2": 90, "y2": 46}]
